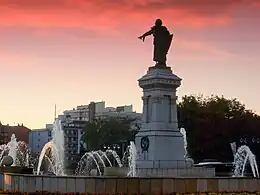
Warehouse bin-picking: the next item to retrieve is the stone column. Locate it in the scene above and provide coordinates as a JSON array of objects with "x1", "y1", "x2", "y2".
[
  {"x1": 170, "y1": 96, "x2": 178, "y2": 127},
  {"x1": 142, "y1": 96, "x2": 150, "y2": 123}
]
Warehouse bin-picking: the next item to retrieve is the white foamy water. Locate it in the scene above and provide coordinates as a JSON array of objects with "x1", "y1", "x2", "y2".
[
  {"x1": 233, "y1": 145, "x2": 259, "y2": 177},
  {"x1": 127, "y1": 141, "x2": 138, "y2": 177},
  {"x1": 37, "y1": 119, "x2": 65, "y2": 175}
]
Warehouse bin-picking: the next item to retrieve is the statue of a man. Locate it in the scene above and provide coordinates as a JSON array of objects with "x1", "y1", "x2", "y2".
[{"x1": 138, "y1": 19, "x2": 173, "y2": 67}]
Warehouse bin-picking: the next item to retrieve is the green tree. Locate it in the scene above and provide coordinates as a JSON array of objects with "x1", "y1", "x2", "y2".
[
  {"x1": 177, "y1": 95, "x2": 260, "y2": 162},
  {"x1": 84, "y1": 118, "x2": 138, "y2": 151}
]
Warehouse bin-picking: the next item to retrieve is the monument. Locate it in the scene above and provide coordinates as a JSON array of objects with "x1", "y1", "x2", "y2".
[{"x1": 135, "y1": 19, "x2": 186, "y2": 169}]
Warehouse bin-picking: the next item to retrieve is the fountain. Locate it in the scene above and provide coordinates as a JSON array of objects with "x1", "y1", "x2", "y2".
[
  {"x1": 75, "y1": 150, "x2": 109, "y2": 176},
  {"x1": 0, "y1": 134, "x2": 30, "y2": 167},
  {"x1": 100, "y1": 150, "x2": 112, "y2": 167},
  {"x1": 75, "y1": 142, "x2": 139, "y2": 177},
  {"x1": 75, "y1": 149, "x2": 124, "y2": 176},
  {"x1": 0, "y1": 134, "x2": 32, "y2": 174},
  {"x1": 7, "y1": 134, "x2": 18, "y2": 166},
  {"x1": 106, "y1": 150, "x2": 123, "y2": 167},
  {"x1": 180, "y1": 128, "x2": 195, "y2": 167},
  {"x1": 93, "y1": 151, "x2": 106, "y2": 167},
  {"x1": 230, "y1": 142, "x2": 237, "y2": 158},
  {"x1": 233, "y1": 145, "x2": 259, "y2": 177},
  {"x1": 37, "y1": 119, "x2": 65, "y2": 175},
  {"x1": 0, "y1": 144, "x2": 8, "y2": 162},
  {"x1": 127, "y1": 141, "x2": 138, "y2": 177},
  {"x1": 180, "y1": 128, "x2": 188, "y2": 159}
]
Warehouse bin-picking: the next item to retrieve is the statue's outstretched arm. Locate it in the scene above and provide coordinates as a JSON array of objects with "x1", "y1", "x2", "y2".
[
  {"x1": 142, "y1": 29, "x2": 153, "y2": 37},
  {"x1": 138, "y1": 29, "x2": 153, "y2": 41}
]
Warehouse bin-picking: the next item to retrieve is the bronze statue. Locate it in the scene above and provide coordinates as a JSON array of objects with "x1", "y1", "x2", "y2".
[{"x1": 138, "y1": 19, "x2": 173, "y2": 67}]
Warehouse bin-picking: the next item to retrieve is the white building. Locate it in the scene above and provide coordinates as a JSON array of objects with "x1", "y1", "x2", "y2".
[
  {"x1": 63, "y1": 101, "x2": 141, "y2": 123},
  {"x1": 29, "y1": 124, "x2": 52, "y2": 154},
  {"x1": 60, "y1": 101, "x2": 142, "y2": 166}
]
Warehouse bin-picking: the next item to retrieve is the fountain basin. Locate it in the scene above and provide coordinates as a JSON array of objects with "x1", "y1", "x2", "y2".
[
  {"x1": 0, "y1": 166, "x2": 33, "y2": 174},
  {"x1": 104, "y1": 167, "x2": 128, "y2": 176}
]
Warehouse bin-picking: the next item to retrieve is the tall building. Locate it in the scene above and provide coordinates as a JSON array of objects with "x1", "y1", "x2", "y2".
[
  {"x1": 62, "y1": 120, "x2": 86, "y2": 168},
  {"x1": 29, "y1": 124, "x2": 52, "y2": 154},
  {"x1": 61, "y1": 101, "x2": 142, "y2": 166}
]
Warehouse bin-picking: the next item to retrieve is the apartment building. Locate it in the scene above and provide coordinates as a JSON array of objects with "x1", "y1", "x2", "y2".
[
  {"x1": 29, "y1": 124, "x2": 52, "y2": 154},
  {"x1": 0, "y1": 123, "x2": 31, "y2": 144},
  {"x1": 61, "y1": 101, "x2": 142, "y2": 166}
]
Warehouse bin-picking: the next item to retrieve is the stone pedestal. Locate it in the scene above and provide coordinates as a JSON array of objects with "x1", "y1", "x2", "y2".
[{"x1": 135, "y1": 65, "x2": 185, "y2": 169}]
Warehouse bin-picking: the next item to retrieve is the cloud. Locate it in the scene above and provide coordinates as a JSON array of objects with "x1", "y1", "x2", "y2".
[{"x1": 0, "y1": 0, "x2": 257, "y2": 33}]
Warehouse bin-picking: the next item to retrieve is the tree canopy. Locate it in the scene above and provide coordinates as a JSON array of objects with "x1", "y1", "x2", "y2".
[
  {"x1": 84, "y1": 118, "x2": 138, "y2": 152},
  {"x1": 178, "y1": 95, "x2": 260, "y2": 162}
]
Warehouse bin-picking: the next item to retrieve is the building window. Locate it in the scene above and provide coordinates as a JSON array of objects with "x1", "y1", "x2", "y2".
[
  {"x1": 38, "y1": 139, "x2": 40, "y2": 142},
  {"x1": 37, "y1": 145, "x2": 40, "y2": 148}
]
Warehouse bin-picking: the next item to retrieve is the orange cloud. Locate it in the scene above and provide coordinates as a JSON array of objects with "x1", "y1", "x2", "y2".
[{"x1": 0, "y1": 0, "x2": 255, "y2": 34}]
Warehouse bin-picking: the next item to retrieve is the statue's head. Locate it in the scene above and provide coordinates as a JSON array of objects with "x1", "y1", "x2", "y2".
[{"x1": 155, "y1": 19, "x2": 162, "y2": 26}]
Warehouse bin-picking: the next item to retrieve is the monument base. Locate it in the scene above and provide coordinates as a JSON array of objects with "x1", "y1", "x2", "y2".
[{"x1": 136, "y1": 65, "x2": 185, "y2": 169}]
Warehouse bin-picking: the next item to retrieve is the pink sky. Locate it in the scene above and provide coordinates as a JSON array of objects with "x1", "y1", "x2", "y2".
[{"x1": 0, "y1": 0, "x2": 260, "y2": 129}]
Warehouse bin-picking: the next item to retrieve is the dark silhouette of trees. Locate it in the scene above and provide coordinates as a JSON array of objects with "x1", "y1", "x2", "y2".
[
  {"x1": 84, "y1": 118, "x2": 138, "y2": 152},
  {"x1": 178, "y1": 95, "x2": 260, "y2": 162}
]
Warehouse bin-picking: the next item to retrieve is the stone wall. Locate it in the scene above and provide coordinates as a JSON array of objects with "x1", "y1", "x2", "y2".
[
  {"x1": 1, "y1": 173, "x2": 260, "y2": 193},
  {"x1": 137, "y1": 167, "x2": 215, "y2": 177}
]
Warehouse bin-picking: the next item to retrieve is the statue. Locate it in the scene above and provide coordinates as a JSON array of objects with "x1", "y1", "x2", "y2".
[{"x1": 138, "y1": 19, "x2": 173, "y2": 67}]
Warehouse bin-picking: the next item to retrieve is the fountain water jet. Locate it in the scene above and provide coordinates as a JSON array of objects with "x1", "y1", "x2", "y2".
[
  {"x1": 106, "y1": 150, "x2": 122, "y2": 167},
  {"x1": 233, "y1": 145, "x2": 259, "y2": 177},
  {"x1": 0, "y1": 145, "x2": 8, "y2": 162},
  {"x1": 180, "y1": 128, "x2": 188, "y2": 159},
  {"x1": 37, "y1": 119, "x2": 65, "y2": 175},
  {"x1": 93, "y1": 151, "x2": 106, "y2": 167},
  {"x1": 100, "y1": 150, "x2": 112, "y2": 167},
  {"x1": 7, "y1": 134, "x2": 18, "y2": 166},
  {"x1": 88, "y1": 152, "x2": 101, "y2": 175},
  {"x1": 127, "y1": 141, "x2": 138, "y2": 177},
  {"x1": 0, "y1": 134, "x2": 30, "y2": 167},
  {"x1": 75, "y1": 151, "x2": 102, "y2": 176},
  {"x1": 76, "y1": 149, "x2": 122, "y2": 176}
]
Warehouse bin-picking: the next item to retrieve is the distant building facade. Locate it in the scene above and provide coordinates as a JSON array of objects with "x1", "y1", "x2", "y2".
[
  {"x1": 0, "y1": 123, "x2": 9, "y2": 144},
  {"x1": 0, "y1": 123, "x2": 31, "y2": 144},
  {"x1": 29, "y1": 124, "x2": 52, "y2": 154},
  {"x1": 61, "y1": 101, "x2": 142, "y2": 166},
  {"x1": 63, "y1": 101, "x2": 141, "y2": 123},
  {"x1": 61, "y1": 120, "x2": 86, "y2": 167}
]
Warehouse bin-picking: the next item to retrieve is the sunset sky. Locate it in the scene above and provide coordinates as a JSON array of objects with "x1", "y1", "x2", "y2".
[{"x1": 1, "y1": 0, "x2": 260, "y2": 129}]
